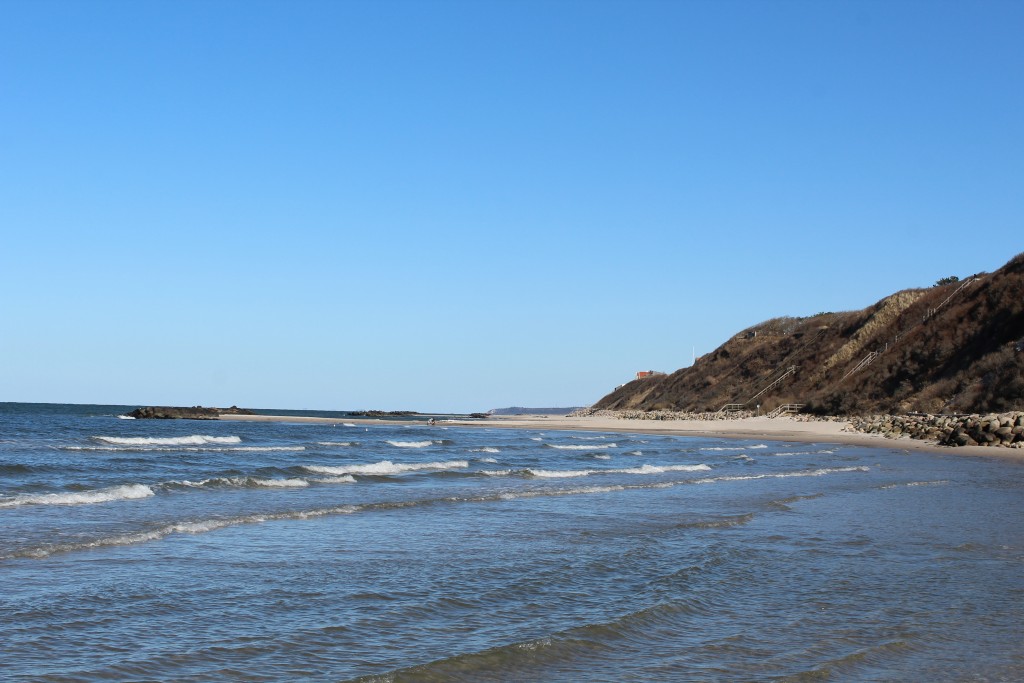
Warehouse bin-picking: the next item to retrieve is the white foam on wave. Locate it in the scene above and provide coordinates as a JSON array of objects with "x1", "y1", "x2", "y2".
[
  {"x1": 8, "y1": 504, "x2": 362, "y2": 560},
  {"x1": 628, "y1": 450, "x2": 643, "y2": 456},
  {"x1": 171, "y1": 477, "x2": 309, "y2": 488},
  {"x1": 693, "y1": 466, "x2": 868, "y2": 485},
  {"x1": 546, "y1": 443, "x2": 617, "y2": 450},
  {"x1": 116, "y1": 415, "x2": 135, "y2": 420},
  {"x1": 343, "y1": 423, "x2": 357, "y2": 427},
  {"x1": 63, "y1": 445, "x2": 303, "y2": 452},
  {"x1": 570, "y1": 435, "x2": 609, "y2": 440},
  {"x1": 478, "y1": 457, "x2": 498, "y2": 463},
  {"x1": 529, "y1": 437, "x2": 543, "y2": 441},
  {"x1": 315, "y1": 475, "x2": 357, "y2": 484},
  {"x1": 522, "y1": 463, "x2": 711, "y2": 479},
  {"x1": 470, "y1": 447, "x2": 501, "y2": 453},
  {"x1": 0, "y1": 483, "x2": 155, "y2": 508},
  {"x1": 303, "y1": 460, "x2": 469, "y2": 476},
  {"x1": 616, "y1": 464, "x2": 712, "y2": 475},
  {"x1": 702, "y1": 443, "x2": 769, "y2": 452},
  {"x1": 881, "y1": 480, "x2": 949, "y2": 489},
  {"x1": 318, "y1": 441, "x2": 356, "y2": 447},
  {"x1": 94, "y1": 435, "x2": 242, "y2": 446},
  {"x1": 594, "y1": 454, "x2": 612, "y2": 460},
  {"x1": 387, "y1": 440, "x2": 438, "y2": 448},
  {"x1": 498, "y1": 484, "x2": 626, "y2": 500}
]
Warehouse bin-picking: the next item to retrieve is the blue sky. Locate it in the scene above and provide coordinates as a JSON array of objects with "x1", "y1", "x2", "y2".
[{"x1": 2, "y1": 0, "x2": 1021, "y2": 412}]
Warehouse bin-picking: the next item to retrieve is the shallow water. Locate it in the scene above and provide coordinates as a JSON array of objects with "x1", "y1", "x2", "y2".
[{"x1": 2, "y1": 403, "x2": 1023, "y2": 681}]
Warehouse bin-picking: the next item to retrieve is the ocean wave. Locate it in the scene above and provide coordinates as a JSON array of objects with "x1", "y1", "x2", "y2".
[
  {"x1": 0, "y1": 484, "x2": 154, "y2": 508},
  {"x1": 693, "y1": 466, "x2": 868, "y2": 485},
  {"x1": 477, "y1": 457, "x2": 498, "y2": 463},
  {"x1": 5, "y1": 505, "x2": 362, "y2": 560},
  {"x1": 546, "y1": 443, "x2": 618, "y2": 450},
  {"x1": 93, "y1": 435, "x2": 242, "y2": 446},
  {"x1": 880, "y1": 480, "x2": 949, "y2": 489},
  {"x1": 594, "y1": 454, "x2": 612, "y2": 460},
  {"x1": 168, "y1": 477, "x2": 309, "y2": 489},
  {"x1": 701, "y1": 443, "x2": 768, "y2": 452},
  {"x1": 485, "y1": 463, "x2": 712, "y2": 479},
  {"x1": 317, "y1": 441, "x2": 356, "y2": 447},
  {"x1": 63, "y1": 445, "x2": 304, "y2": 452},
  {"x1": 386, "y1": 440, "x2": 440, "y2": 448},
  {"x1": 116, "y1": 415, "x2": 135, "y2": 420},
  {"x1": 315, "y1": 475, "x2": 356, "y2": 484},
  {"x1": 4, "y1": 465, "x2": 869, "y2": 560},
  {"x1": 302, "y1": 460, "x2": 469, "y2": 476},
  {"x1": 470, "y1": 447, "x2": 500, "y2": 453},
  {"x1": 628, "y1": 450, "x2": 643, "y2": 456}
]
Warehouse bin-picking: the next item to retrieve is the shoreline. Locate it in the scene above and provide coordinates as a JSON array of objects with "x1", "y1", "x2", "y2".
[{"x1": 219, "y1": 413, "x2": 1024, "y2": 462}]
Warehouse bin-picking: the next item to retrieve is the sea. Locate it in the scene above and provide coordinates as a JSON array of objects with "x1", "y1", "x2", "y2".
[{"x1": 2, "y1": 402, "x2": 1023, "y2": 682}]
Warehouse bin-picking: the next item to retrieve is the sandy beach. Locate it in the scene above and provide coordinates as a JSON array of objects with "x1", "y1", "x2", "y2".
[{"x1": 220, "y1": 413, "x2": 1024, "y2": 461}]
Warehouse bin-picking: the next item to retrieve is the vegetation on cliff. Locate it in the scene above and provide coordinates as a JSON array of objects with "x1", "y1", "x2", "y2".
[{"x1": 594, "y1": 253, "x2": 1024, "y2": 415}]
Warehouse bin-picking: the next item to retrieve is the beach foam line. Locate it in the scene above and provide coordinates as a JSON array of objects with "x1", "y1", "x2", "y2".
[
  {"x1": 0, "y1": 484, "x2": 155, "y2": 508},
  {"x1": 93, "y1": 435, "x2": 242, "y2": 446},
  {"x1": 302, "y1": 460, "x2": 469, "y2": 476},
  {"x1": 546, "y1": 443, "x2": 618, "y2": 450}
]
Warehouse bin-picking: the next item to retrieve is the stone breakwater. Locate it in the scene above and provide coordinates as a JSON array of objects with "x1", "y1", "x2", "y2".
[
  {"x1": 570, "y1": 408, "x2": 757, "y2": 421},
  {"x1": 846, "y1": 412, "x2": 1024, "y2": 449}
]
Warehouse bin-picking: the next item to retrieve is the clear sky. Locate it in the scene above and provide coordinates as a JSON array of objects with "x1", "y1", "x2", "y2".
[{"x1": 2, "y1": 0, "x2": 1021, "y2": 413}]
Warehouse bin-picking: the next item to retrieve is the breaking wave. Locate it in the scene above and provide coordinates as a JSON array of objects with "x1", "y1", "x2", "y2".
[
  {"x1": 470, "y1": 447, "x2": 501, "y2": 453},
  {"x1": 93, "y1": 435, "x2": 243, "y2": 446},
  {"x1": 4, "y1": 465, "x2": 870, "y2": 560},
  {"x1": 302, "y1": 460, "x2": 469, "y2": 476},
  {"x1": 171, "y1": 477, "x2": 310, "y2": 489},
  {"x1": 0, "y1": 484, "x2": 155, "y2": 508},
  {"x1": 386, "y1": 440, "x2": 441, "y2": 448},
  {"x1": 484, "y1": 464, "x2": 711, "y2": 479},
  {"x1": 63, "y1": 445, "x2": 304, "y2": 452},
  {"x1": 546, "y1": 443, "x2": 618, "y2": 450}
]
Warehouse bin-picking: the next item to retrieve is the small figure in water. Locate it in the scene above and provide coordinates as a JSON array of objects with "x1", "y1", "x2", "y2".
[{"x1": 428, "y1": 418, "x2": 436, "y2": 426}]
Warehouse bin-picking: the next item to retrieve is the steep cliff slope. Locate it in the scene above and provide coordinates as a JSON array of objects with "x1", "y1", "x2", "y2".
[{"x1": 594, "y1": 253, "x2": 1024, "y2": 415}]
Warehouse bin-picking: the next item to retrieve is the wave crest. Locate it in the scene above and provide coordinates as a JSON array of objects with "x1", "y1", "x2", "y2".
[
  {"x1": 303, "y1": 460, "x2": 469, "y2": 476},
  {"x1": 93, "y1": 435, "x2": 242, "y2": 446},
  {"x1": 0, "y1": 484, "x2": 154, "y2": 507}
]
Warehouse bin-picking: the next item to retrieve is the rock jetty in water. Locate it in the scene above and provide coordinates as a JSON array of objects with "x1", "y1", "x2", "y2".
[{"x1": 128, "y1": 406, "x2": 256, "y2": 420}]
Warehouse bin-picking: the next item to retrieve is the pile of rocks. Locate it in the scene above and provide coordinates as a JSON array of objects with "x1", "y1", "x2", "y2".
[
  {"x1": 570, "y1": 408, "x2": 756, "y2": 421},
  {"x1": 128, "y1": 405, "x2": 255, "y2": 420},
  {"x1": 846, "y1": 412, "x2": 1024, "y2": 448}
]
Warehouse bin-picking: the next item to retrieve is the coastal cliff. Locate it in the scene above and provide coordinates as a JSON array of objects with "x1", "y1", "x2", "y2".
[{"x1": 595, "y1": 253, "x2": 1024, "y2": 416}]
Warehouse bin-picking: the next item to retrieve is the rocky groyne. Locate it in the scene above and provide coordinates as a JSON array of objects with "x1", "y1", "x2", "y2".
[
  {"x1": 128, "y1": 406, "x2": 256, "y2": 420},
  {"x1": 846, "y1": 412, "x2": 1024, "y2": 448},
  {"x1": 570, "y1": 408, "x2": 757, "y2": 421}
]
